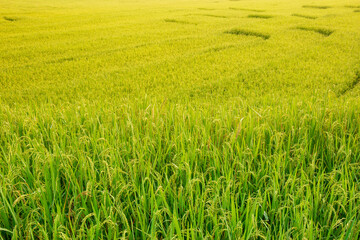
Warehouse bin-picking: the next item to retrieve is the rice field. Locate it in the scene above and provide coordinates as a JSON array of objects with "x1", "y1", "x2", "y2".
[{"x1": 1, "y1": 0, "x2": 360, "y2": 239}]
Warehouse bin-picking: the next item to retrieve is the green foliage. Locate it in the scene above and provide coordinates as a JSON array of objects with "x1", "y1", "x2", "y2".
[{"x1": 1, "y1": 0, "x2": 360, "y2": 239}]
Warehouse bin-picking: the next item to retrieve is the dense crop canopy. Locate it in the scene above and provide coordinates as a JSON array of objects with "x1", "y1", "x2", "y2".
[{"x1": 1, "y1": 0, "x2": 360, "y2": 239}]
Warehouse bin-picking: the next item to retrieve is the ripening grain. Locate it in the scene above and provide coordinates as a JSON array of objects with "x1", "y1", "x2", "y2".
[{"x1": 1, "y1": 0, "x2": 360, "y2": 239}]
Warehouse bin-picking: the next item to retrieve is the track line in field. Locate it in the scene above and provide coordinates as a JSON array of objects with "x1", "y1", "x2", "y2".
[
  {"x1": 295, "y1": 26, "x2": 334, "y2": 36},
  {"x1": 338, "y1": 70, "x2": 360, "y2": 96},
  {"x1": 247, "y1": 14, "x2": 274, "y2": 19},
  {"x1": 229, "y1": 7, "x2": 265, "y2": 12},
  {"x1": 302, "y1": 5, "x2": 331, "y2": 9},
  {"x1": 291, "y1": 13, "x2": 317, "y2": 19},
  {"x1": 225, "y1": 28, "x2": 270, "y2": 40}
]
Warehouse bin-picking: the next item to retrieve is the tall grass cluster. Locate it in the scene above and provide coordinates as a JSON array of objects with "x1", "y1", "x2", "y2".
[{"x1": 1, "y1": 98, "x2": 359, "y2": 239}]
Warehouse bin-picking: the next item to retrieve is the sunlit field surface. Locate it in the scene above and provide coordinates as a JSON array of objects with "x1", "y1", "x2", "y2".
[{"x1": 1, "y1": 0, "x2": 360, "y2": 239}]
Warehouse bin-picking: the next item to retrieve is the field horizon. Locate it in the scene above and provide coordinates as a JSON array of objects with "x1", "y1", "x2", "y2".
[{"x1": 1, "y1": 0, "x2": 360, "y2": 239}]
